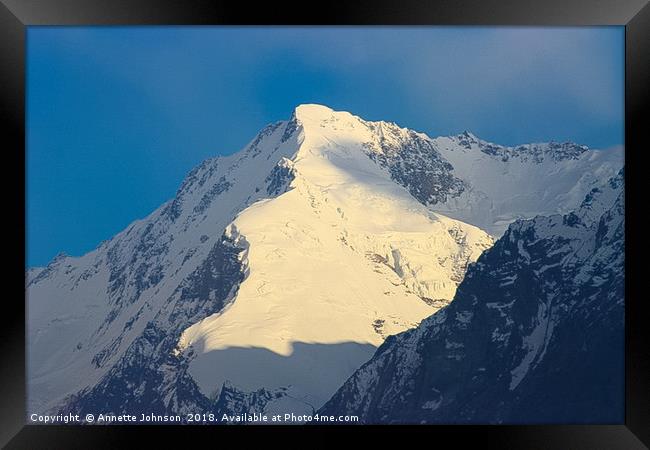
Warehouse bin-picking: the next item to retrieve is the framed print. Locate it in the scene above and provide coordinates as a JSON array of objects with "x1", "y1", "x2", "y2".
[{"x1": 1, "y1": 0, "x2": 648, "y2": 447}]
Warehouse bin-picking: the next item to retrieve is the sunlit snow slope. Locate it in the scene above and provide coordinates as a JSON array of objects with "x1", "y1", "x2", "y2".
[{"x1": 177, "y1": 105, "x2": 492, "y2": 412}]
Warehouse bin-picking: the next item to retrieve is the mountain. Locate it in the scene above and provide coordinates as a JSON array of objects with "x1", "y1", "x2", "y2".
[
  {"x1": 27, "y1": 104, "x2": 623, "y2": 419},
  {"x1": 319, "y1": 168, "x2": 625, "y2": 424}
]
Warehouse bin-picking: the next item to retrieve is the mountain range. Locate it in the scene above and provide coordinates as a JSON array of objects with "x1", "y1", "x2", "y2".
[{"x1": 27, "y1": 104, "x2": 624, "y2": 420}]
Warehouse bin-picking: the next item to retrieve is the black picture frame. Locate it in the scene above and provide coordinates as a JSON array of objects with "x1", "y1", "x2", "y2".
[{"x1": 1, "y1": 0, "x2": 647, "y2": 447}]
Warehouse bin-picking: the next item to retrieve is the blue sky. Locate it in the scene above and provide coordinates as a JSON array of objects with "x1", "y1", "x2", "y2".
[{"x1": 27, "y1": 26, "x2": 624, "y2": 267}]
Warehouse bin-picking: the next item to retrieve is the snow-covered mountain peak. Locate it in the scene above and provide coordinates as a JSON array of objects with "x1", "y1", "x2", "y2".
[
  {"x1": 455, "y1": 130, "x2": 479, "y2": 146},
  {"x1": 175, "y1": 106, "x2": 495, "y2": 411},
  {"x1": 290, "y1": 104, "x2": 412, "y2": 151},
  {"x1": 292, "y1": 103, "x2": 336, "y2": 121}
]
